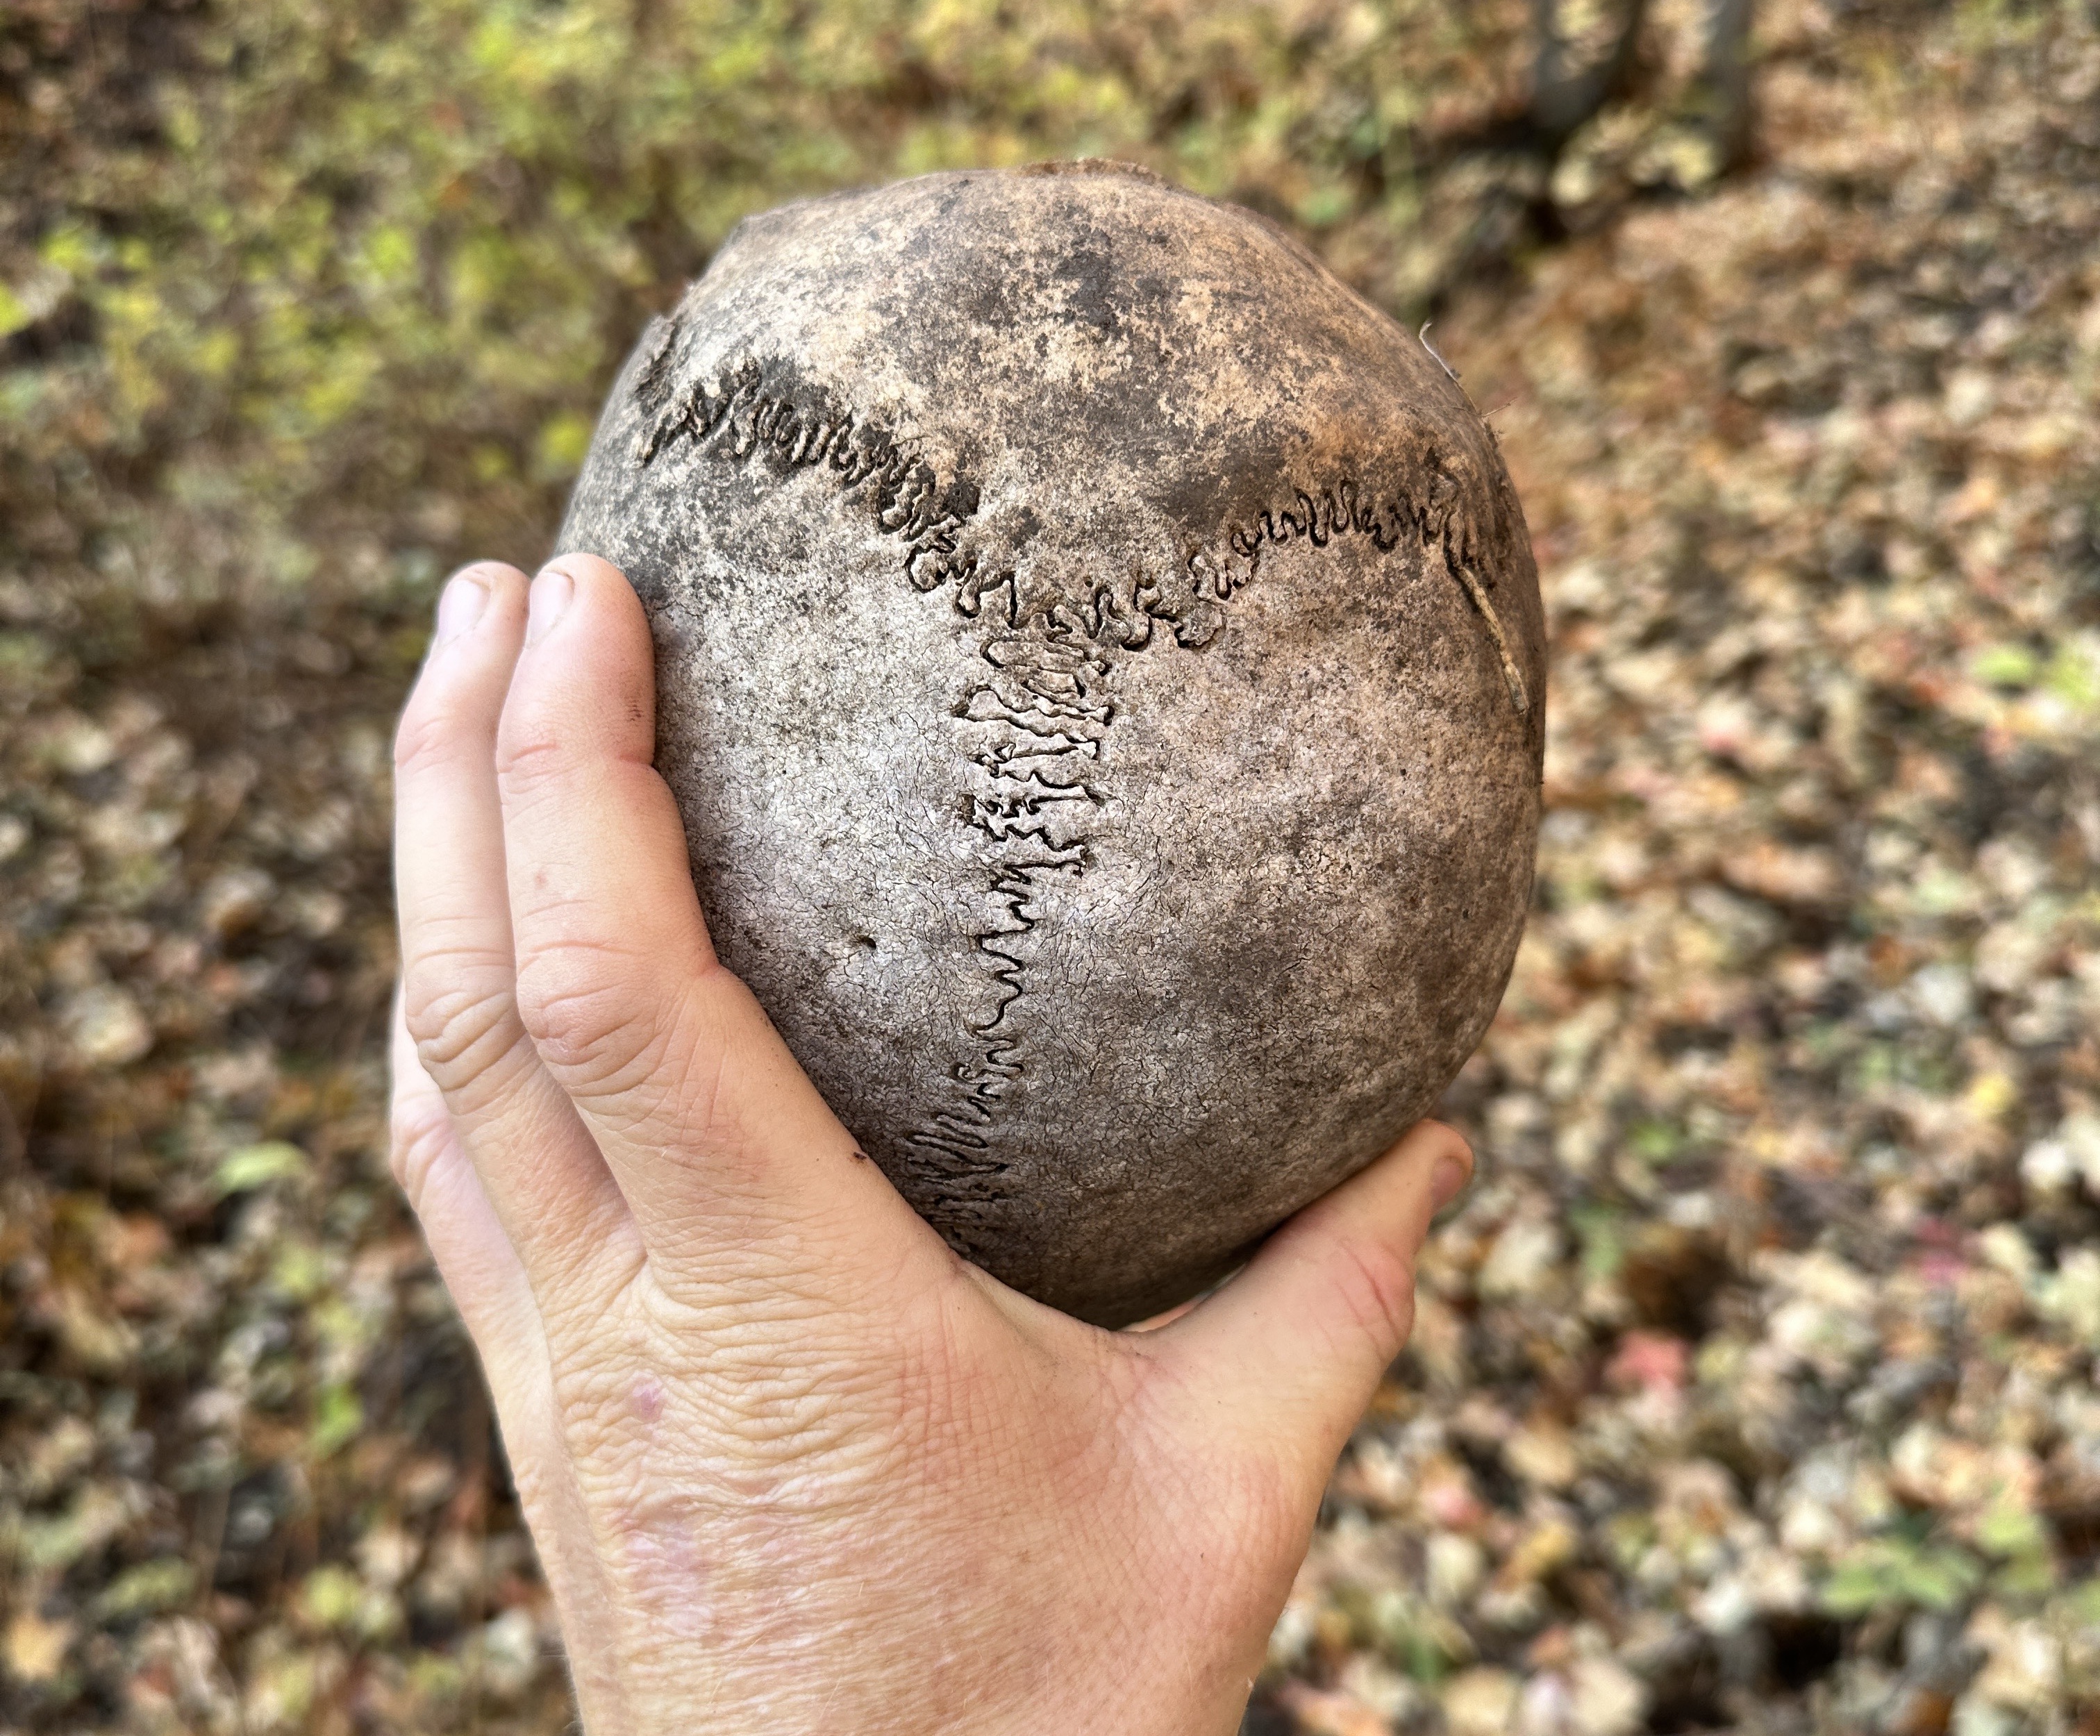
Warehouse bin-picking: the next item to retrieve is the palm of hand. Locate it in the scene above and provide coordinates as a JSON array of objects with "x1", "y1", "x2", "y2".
[{"x1": 390, "y1": 556, "x2": 1469, "y2": 1735}]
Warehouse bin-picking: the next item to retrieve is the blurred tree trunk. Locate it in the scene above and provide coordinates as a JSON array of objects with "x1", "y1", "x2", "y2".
[
  {"x1": 1529, "y1": 0, "x2": 1651, "y2": 152},
  {"x1": 1524, "y1": 0, "x2": 1756, "y2": 173},
  {"x1": 1697, "y1": 0, "x2": 1757, "y2": 174}
]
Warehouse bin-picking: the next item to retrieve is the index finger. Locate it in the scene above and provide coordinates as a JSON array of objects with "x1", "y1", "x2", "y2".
[
  {"x1": 392, "y1": 560, "x2": 637, "y2": 1313},
  {"x1": 493, "y1": 555, "x2": 946, "y2": 1295}
]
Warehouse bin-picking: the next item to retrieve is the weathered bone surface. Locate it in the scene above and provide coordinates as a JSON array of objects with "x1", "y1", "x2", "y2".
[{"x1": 558, "y1": 162, "x2": 1545, "y2": 1326}]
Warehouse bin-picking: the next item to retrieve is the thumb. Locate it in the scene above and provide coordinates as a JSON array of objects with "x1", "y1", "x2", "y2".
[{"x1": 1159, "y1": 1120, "x2": 1472, "y2": 1474}]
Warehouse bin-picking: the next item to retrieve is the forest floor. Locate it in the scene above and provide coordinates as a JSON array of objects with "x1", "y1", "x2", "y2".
[{"x1": 3, "y1": 1, "x2": 2099, "y2": 1732}]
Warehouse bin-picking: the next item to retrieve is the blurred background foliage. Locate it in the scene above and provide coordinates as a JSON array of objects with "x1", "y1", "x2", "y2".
[
  {"x1": 6, "y1": 0, "x2": 2100, "y2": 1733},
  {"x1": 3, "y1": 0, "x2": 1747, "y2": 605}
]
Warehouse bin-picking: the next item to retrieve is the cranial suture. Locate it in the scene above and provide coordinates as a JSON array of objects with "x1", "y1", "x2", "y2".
[{"x1": 558, "y1": 161, "x2": 1546, "y2": 1326}]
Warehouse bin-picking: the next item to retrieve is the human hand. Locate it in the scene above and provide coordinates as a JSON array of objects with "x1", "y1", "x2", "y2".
[{"x1": 389, "y1": 553, "x2": 1473, "y2": 1735}]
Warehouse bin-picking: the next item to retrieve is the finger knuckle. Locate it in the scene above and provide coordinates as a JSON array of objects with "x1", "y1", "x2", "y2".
[
  {"x1": 392, "y1": 693, "x2": 465, "y2": 781},
  {"x1": 388, "y1": 1098, "x2": 455, "y2": 1209},
  {"x1": 492, "y1": 726, "x2": 570, "y2": 802},
  {"x1": 512, "y1": 940, "x2": 668, "y2": 1093},
  {"x1": 393, "y1": 643, "x2": 509, "y2": 775},
  {"x1": 1326, "y1": 1233, "x2": 1418, "y2": 1367},
  {"x1": 401, "y1": 957, "x2": 522, "y2": 1087}
]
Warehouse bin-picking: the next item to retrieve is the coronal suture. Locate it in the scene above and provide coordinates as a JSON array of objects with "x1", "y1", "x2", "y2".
[{"x1": 630, "y1": 339, "x2": 1528, "y2": 1235}]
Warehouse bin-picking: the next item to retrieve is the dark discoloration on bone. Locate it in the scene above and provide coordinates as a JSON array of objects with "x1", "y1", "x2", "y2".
[{"x1": 558, "y1": 162, "x2": 1545, "y2": 1326}]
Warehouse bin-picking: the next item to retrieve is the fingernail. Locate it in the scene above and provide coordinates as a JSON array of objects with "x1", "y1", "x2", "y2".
[
  {"x1": 1431, "y1": 1153, "x2": 1471, "y2": 1214},
  {"x1": 526, "y1": 565, "x2": 574, "y2": 646},
  {"x1": 435, "y1": 572, "x2": 489, "y2": 646}
]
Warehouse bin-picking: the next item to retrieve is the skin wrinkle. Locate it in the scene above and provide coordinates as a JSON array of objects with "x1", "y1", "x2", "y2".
[
  {"x1": 392, "y1": 683, "x2": 502, "y2": 779},
  {"x1": 395, "y1": 918, "x2": 523, "y2": 978},
  {"x1": 641, "y1": 1374, "x2": 888, "y2": 1468},
  {"x1": 635, "y1": 1233, "x2": 876, "y2": 1328},
  {"x1": 642, "y1": 994, "x2": 794, "y2": 1173},
  {"x1": 1300, "y1": 1226, "x2": 1420, "y2": 1371},
  {"x1": 401, "y1": 974, "x2": 533, "y2": 1087},
  {"x1": 638, "y1": 1217, "x2": 916, "y2": 1339},
  {"x1": 885, "y1": 1282, "x2": 983, "y2": 1461},
  {"x1": 385, "y1": 1096, "x2": 461, "y2": 1205},
  {"x1": 413, "y1": 1084, "x2": 633, "y2": 1310},
  {"x1": 540, "y1": 970, "x2": 804, "y2": 1195},
  {"x1": 490, "y1": 722, "x2": 594, "y2": 788},
  {"x1": 413, "y1": 1024, "x2": 551, "y2": 1127},
  {"x1": 555, "y1": 1326, "x2": 888, "y2": 1472},
  {"x1": 533, "y1": 1228, "x2": 649, "y2": 1333},
  {"x1": 513, "y1": 958, "x2": 683, "y2": 1094},
  {"x1": 565, "y1": 1414, "x2": 728, "y2": 1525},
  {"x1": 494, "y1": 728, "x2": 675, "y2": 834},
  {"x1": 657, "y1": 1263, "x2": 851, "y2": 1330}
]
